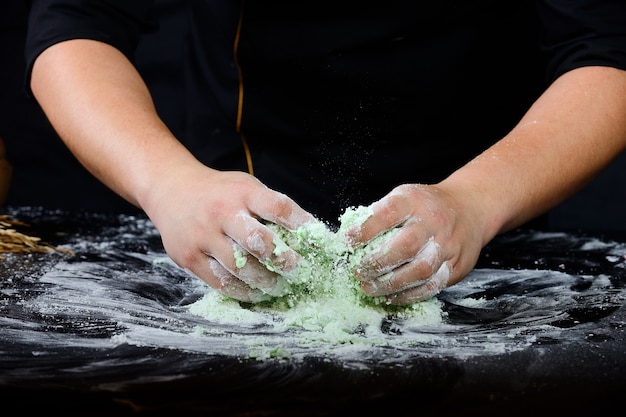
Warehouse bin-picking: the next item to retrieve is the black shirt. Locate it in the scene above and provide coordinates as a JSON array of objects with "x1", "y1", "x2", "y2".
[{"x1": 23, "y1": 0, "x2": 626, "y2": 224}]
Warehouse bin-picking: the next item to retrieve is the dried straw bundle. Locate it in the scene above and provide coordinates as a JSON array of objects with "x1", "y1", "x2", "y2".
[{"x1": 0, "y1": 215, "x2": 72, "y2": 258}]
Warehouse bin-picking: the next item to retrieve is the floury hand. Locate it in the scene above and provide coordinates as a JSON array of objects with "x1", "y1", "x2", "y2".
[
  {"x1": 144, "y1": 167, "x2": 318, "y2": 303},
  {"x1": 343, "y1": 183, "x2": 485, "y2": 305}
]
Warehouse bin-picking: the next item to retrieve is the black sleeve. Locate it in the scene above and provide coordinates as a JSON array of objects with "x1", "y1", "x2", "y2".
[
  {"x1": 24, "y1": 0, "x2": 157, "y2": 90},
  {"x1": 536, "y1": 0, "x2": 626, "y2": 82}
]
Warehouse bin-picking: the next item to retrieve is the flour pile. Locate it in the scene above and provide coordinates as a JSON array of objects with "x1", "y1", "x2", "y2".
[{"x1": 188, "y1": 206, "x2": 445, "y2": 355}]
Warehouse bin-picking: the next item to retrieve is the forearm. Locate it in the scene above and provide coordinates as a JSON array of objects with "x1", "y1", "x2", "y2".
[
  {"x1": 441, "y1": 66, "x2": 626, "y2": 245},
  {"x1": 30, "y1": 39, "x2": 200, "y2": 210}
]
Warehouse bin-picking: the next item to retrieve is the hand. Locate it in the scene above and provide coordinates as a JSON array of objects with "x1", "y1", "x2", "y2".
[
  {"x1": 343, "y1": 183, "x2": 486, "y2": 305},
  {"x1": 144, "y1": 164, "x2": 318, "y2": 303}
]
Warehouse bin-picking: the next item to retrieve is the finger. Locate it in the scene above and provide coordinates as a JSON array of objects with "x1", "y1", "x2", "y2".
[
  {"x1": 247, "y1": 186, "x2": 317, "y2": 229},
  {"x1": 225, "y1": 211, "x2": 303, "y2": 276},
  {"x1": 189, "y1": 254, "x2": 273, "y2": 303},
  {"x1": 386, "y1": 262, "x2": 452, "y2": 305},
  {"x1": 355, "y1": 220, "x2": 435, "y2": 281},
  {"x1": 230, "y1": 242, "x2": 288, "y2": 296},
  {"x1": 205, "y1": 231, "x2": 287, "y2": 296},
  {"x1": 342, "y1": 186, "x2": 414, "y2": 246},
  {"x1": 359, "y1": 237, "x2": 442, "y2": 295}
]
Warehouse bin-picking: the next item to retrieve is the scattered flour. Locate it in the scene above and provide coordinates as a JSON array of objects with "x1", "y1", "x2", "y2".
[{"x1": 188, "y1": 206, "x2": 446, "y2": 357}]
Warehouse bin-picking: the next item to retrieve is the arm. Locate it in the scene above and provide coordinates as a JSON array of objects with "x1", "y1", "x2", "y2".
[
  {"x1": 347, "y1": 65, "x2": 626, "y2": 304},
  {"x1": 446, "y1": 66, "x2": 626, "y2": 238},
  {"x1": 31, "y1": 39, "x2": 181, "y2": 209},
  {"x1": 31, "y1": 39, "x2": 316, "y2": 301}
]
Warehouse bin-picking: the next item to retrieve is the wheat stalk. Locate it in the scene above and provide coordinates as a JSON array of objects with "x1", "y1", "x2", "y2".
[{"x1": 0, "y1": 215, "x2": 73, "y2": 258}]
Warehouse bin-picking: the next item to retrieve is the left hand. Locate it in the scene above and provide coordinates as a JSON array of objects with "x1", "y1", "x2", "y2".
[{"x1": 343, "y1": 183, "x2": 485, "y2": 305}]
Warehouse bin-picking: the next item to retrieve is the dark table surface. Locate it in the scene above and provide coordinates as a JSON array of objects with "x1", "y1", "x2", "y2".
[{"x1": 1, "y1": 206, "x2": 625, "y2": 416}]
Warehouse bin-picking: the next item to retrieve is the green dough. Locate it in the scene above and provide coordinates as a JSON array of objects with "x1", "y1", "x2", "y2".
[{"x1": 188, "y1": 205, "x2": 445, "y2": 353}]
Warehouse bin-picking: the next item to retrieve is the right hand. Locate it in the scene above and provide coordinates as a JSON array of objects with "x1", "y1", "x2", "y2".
[{"x1": 143, "y1": 164, "x2": 318, "y2": 303}]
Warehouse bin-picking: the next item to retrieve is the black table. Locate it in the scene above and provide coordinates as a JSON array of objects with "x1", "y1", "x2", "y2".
[{"x1": 1, "y1": 206, "x2": 625, "y2": 416}]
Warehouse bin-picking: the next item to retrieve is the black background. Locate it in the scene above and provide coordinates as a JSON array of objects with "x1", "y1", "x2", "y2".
[{"x1": 1, "y1": 0, "x2": 625, "y2": 232}]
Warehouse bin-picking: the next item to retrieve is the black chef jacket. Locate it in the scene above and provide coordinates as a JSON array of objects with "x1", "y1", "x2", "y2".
[{"x1": 24, "y1": 0, "x2": 626, "y2": 225}]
